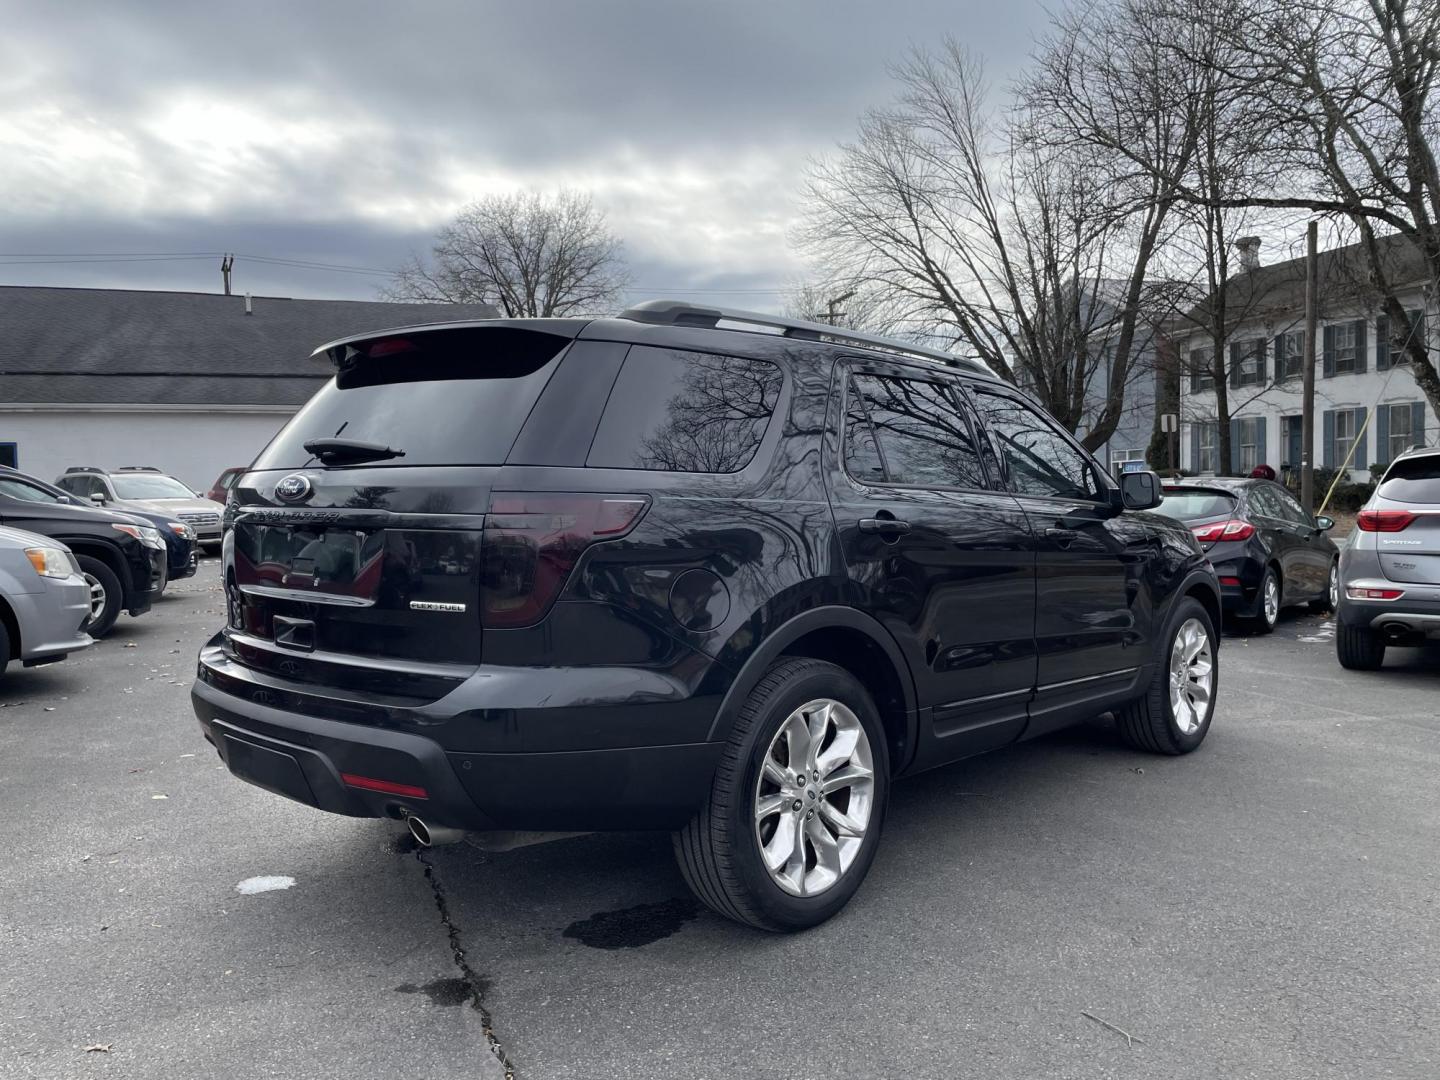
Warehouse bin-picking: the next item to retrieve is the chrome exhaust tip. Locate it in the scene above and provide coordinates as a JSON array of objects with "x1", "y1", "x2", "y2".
[{"x1": 407, "y1": 816, "x2": 466, "y2": 848}]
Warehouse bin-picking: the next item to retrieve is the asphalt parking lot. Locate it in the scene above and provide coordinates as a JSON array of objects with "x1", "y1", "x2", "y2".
[{"x1": 2, "y1": 561, "x2": 1437, "y2": 1080}]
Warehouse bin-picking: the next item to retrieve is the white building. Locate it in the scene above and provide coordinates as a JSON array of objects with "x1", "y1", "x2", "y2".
[
  {"x1": 0, "y1": 287, "x2": 497, "y2": 491},
  {"x1": 1179, "y1": 236, "x2": 1434, "y2": 482}
]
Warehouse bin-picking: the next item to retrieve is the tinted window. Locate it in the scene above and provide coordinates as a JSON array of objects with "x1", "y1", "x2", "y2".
[
  {"x1": 253, "y1": 327, "x2": 571, "y2": 470},
  {"x1": 1155, "y1": 490, "x2": 1238, "y2": 521},
  {"x1": 586, "y1": 347, "x2": 782, "y2": 473},
  {"x1": 843, "y1": 373, "x2": 987, "y2": 489},
  {"x1": 1246, "y1": 484, "x2": 1284, "y2": 520},
  {"x1": 1378, "y1": 455, "x2": 1440, "y2": 504},
  {"x1": 0, "y1": 477, "x2": 64, "y2": 503},
  {"x1": 1268, "y1": 484, "x2": 1312, "y2": 525},
  {"x1": 972, "y1": 391, "x2": 1100, "y2": 500}
]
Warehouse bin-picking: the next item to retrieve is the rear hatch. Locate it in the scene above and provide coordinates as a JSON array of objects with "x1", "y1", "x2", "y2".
[
  {"x1": 1367, "y1": 457, "x2": 1440, "y2": 585},
  {"x1": 226, "y1": 324, "x2": 577, "y2": 699},
  {"x1": 1156, "y1": 487, "x2": 1242, "y2": 551}
]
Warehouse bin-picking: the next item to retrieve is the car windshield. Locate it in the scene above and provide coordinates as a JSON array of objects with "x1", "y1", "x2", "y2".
[
  {"x1": 111, "y1": 474, "x2": 195, "y2": 500},
  {"x1": 1378, "y1": 456, "x2": 1440, "y2": 504},
  {"x1": 1155, "y1": 489, "x2": 1238, "y2": 521}
]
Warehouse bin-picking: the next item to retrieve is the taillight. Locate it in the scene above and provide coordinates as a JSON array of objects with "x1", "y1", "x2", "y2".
[
  {"x1": 1191, "y1": 519, "x2": 1255, "y2": 542},
  {"x1": 480, "y1": 493, "x2": 650, "y2": 628},
  {"x1": 1346, "y1": 587, "x2": 1405, "y2": 600},
  {"x1": 1356, "y1": 510, "x2": 1417, "y2": 532}
]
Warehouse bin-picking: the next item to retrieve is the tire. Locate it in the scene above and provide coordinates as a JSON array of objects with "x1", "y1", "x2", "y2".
[
  {"x1": 75, "y1": 555, "x2": 123, "y2": 638},
  {"x1": 1336, "y1": 621, "x2": 1386, "y2": 670},
  {"x1": 1310, "y1": 560, "x2": 1339, "y2": 614},
  {"x1": 674, "y1": 657, "x2": 891, "y2": 932},
  {"x1": 1251, "y1": 566, "x2": 1281, "y2": 634},
  {"x1": 1116, "y1": 597, "x2": 1218, "y2": 755}
]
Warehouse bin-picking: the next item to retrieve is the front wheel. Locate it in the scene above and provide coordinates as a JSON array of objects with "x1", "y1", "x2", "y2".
[
  {"x1": 75, "y1": 555, "x2": 123, "y2": 638},
  {"x1": 1116, "y1": 597, "x2": 1218, "y2": 755},
  {"x1": 1310, "y1": 560, "x2": 1339, "y2": 614},
  {"x1": 674, "y1": 658, "x2": 890, "y2": 932}
]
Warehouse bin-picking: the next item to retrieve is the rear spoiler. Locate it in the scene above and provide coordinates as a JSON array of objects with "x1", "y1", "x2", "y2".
[{"x1": 311, "y1": 319, "x2": 586, "y2": 369}]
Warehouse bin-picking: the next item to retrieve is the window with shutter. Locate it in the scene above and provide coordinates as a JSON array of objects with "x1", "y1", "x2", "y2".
[
  {"x1": 1332, "y1": 322, "x2": 1358, "y2": 374},
  {"x1": 1236, "y1": 338, "x2": 1265, "y2": 386},
  {"x1": 1377, "y1": 314, "x2": 1391, "y2": 370}
]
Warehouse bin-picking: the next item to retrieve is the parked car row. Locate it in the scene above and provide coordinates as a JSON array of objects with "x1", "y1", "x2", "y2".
[{"x1": 0, "y1": 462, "x2": 229, "y2": 684}]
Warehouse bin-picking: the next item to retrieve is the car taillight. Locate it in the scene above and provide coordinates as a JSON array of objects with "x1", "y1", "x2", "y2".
[
  {"x1": 480, "y1": 493, "x2": 650, "y2": 628},
  {"x1": 1191, "y1": 519, "x2": 1255, "y2": 542},
  {"x1": 1346, "y1": 587, "x2": 1405, "y2": 600},
  {"x1": 1356, "y1": 510, "x2": 1417, "y2": 532}
]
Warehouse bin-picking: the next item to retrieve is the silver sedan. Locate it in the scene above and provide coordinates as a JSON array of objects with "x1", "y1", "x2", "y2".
[{"x1": 0, "y1": 525, "x2": 93, "y2": 684}]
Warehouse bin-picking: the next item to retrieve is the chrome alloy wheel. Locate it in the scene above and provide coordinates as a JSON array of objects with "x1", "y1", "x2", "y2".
[
  {"x1": 83, "y1": 573, "x2": 107, "y2": 623},
  {"x1": 1168, "y1": 617, "x2": 1214, "y2": 735},
  {"x1": 753, "y1": 698, "x2": 875, "y2": 897},
  {"x1": 1328, "y1": 562, "x2": 1339, "y2": 609},
  {"x1": 1263, "y1": 573, "x2": 1280, "y2": 625}
]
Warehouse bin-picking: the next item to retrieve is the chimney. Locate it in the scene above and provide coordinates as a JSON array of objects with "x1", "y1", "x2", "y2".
[
  {"x1": 244, "y1": 292, "x2": 253, "y2": 316},
  {"x1": 1235, "y1": 236, "x2": 1261, "y2": 272}
]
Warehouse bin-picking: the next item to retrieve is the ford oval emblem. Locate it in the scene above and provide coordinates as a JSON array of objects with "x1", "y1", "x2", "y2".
[{"x1": 275, "y1": 474, "x2": 313, "y2": 503}]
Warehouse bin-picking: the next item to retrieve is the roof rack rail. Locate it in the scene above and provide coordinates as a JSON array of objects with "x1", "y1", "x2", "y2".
[
  {"x1": 619, "y1": 299, "x2": 990, "y2": 375},
  {"x1": 64, "y1": 466, "x2": 103, "y2": 474},
  {"x1": 117, "y1": 465, "x2": 161, "y2": 472}
]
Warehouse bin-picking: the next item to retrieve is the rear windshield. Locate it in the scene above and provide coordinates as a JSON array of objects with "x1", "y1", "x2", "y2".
[
  {"x1": 252, "y1": 327, "x2": 570, "y2": 470},
  {"x1": 1155, "y1": 489, "x2": 1238, "y2": 521},
  {"x1": 1378, "y1": 455, "x2": 1440, "y2": 504}
]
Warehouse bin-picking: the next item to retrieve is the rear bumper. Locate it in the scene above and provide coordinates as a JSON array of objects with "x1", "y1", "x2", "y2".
[
  {"x1": 191, "y1": 644, "x2": 725, "y2": 832},
  {"x1": 1208, "y1": 547, "x2": 1264, "y2": 617},
  {"x1": 1337, "y1": 590, "x2": 1440, "y2": 636}
]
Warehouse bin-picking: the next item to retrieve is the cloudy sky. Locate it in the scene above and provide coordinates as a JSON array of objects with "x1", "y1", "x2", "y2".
[{"x1": 1, "y1": 1, "x2": 1047, "y2": 311}]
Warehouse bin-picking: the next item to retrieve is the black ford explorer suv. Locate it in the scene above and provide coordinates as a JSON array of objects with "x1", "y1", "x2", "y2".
[{"x1": 194, "y1": 301, "x2": 1221, "y2": 931}]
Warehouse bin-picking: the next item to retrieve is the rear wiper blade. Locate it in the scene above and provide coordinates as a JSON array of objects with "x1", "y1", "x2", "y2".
[{"x1": 302, "y1": 438, "x2": 406, "y2": 464}]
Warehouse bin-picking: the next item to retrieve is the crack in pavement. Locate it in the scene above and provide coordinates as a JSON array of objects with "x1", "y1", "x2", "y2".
[{"x1": 416, "y1": 848, "x2": 514, "y2": 1080}]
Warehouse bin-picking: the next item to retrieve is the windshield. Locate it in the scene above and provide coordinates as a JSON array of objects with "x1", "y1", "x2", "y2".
[
  {"x1": 1155, "y1": 489, "x2": 1238, "y2": 521},
  {"x1": 1378, "y1": 456, "x2": 1440, "y2": 504},
  {"x1": 111, "y1": 474, "x2": 196, "y2": 500},
  {"x1": 252, "y1": 327, "x2": 570, "y2": 470}
]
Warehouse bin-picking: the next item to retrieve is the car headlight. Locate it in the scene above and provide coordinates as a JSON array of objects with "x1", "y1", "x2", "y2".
[
  {"x1": 167, "y1": 521, "x2": 196, "y2": 540},
  {"x1": 112, "y1": 523, "x2": 167, "y2": 550},
  {"x1": 25, "y1": 546, "x2": 76, "y2": 578}
]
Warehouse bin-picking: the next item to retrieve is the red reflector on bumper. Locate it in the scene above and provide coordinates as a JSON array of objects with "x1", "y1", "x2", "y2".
[
  {"x1": 340, "y1": 773, "x2": 429, "y2": 799},
  {"x1": 1218, "y1": 576, "x2": 1242, "y2": 586}
]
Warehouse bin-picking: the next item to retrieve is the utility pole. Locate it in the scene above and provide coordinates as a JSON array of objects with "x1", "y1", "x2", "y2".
[
  {"x1": 1301, "y1": 221, "x2": 1318, "y2": 513},
  {"x1": 221, "y1": 254, "x2": 234, "y2": 296},
  {"x1": 813, "y1": 290, "x2": 855, "y2": 326}
]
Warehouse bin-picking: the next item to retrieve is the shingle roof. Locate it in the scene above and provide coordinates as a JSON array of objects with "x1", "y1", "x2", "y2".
[
  {"x1": 1172, "y1": 233, "x2": 1430, "y2": 334},
  {"x1": 0, "y1": 286, "x2": 500, "y2": 406}
]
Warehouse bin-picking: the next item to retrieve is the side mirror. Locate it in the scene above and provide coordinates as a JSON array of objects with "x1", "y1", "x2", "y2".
[
  {"x1": 1316, "y1": 515, "x2": 1335, "y2": 531},
  {"x1": 1118, "y1": 469, "x2": 1163, "y2": 511},
  {"x1": 89, "y1": 492, "x2": 106, "y2": 505}
]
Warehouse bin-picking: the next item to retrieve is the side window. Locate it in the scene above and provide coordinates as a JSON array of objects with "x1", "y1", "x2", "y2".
[
  {"x1": 586, "y1": 347, "x2": 782, "y2": 473},
  {"x1": 843, "y1": 372, "x2": 988, "y2": 490},
  {"x1": 972, "y1": 391, "x2": 1101, "y2": 501},
  {"x1": 1247, "y1": 485, "x2": 1282, "y2": 520},
  {"x1": 1270, "y1": 484, "x2": 1312, "y2": 526},
  {"x1": 58, "y1": 475, "x2": 90, "y2": 497}
]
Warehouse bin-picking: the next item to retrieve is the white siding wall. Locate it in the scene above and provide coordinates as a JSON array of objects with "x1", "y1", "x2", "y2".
[
  {"x1": 0, "y1": 409, "x2": 294, "y2": 492},
  {"x1": 1179, "y1": 296, "x2": 1436, "y2": 481}
]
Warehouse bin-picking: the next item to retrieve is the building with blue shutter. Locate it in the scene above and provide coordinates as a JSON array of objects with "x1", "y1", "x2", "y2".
[{"x1": 1178, "y1": 234, "x2": 1433, "y2": 482}]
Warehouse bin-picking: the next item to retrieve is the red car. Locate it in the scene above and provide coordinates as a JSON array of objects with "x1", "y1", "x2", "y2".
[{"x1": 207, "y1": 467, "x2": 246, "y2": 505}]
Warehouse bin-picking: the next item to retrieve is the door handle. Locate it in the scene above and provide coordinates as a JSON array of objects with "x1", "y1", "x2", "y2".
[
  {"x1": 859, "y1": 517, "x2": 911, "y2": 535},
  {"x1": 1045, "y1": 526, "x2": 1077, "y2": 547}
]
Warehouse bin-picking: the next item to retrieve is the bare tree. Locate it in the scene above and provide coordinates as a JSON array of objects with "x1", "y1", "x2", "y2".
[
  {"x1": 781, "y1": 279, "x2": 898, "y2": 331},
  {"x1": 383, "y1": 190, "x2": 631, "y2": 317},
  {"x1": 1187, "y1": 0, "x2": 1440, "y2": 416},
  {"x1": 799, "y1": 42, "x2": 1171, "y2": 448}
]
